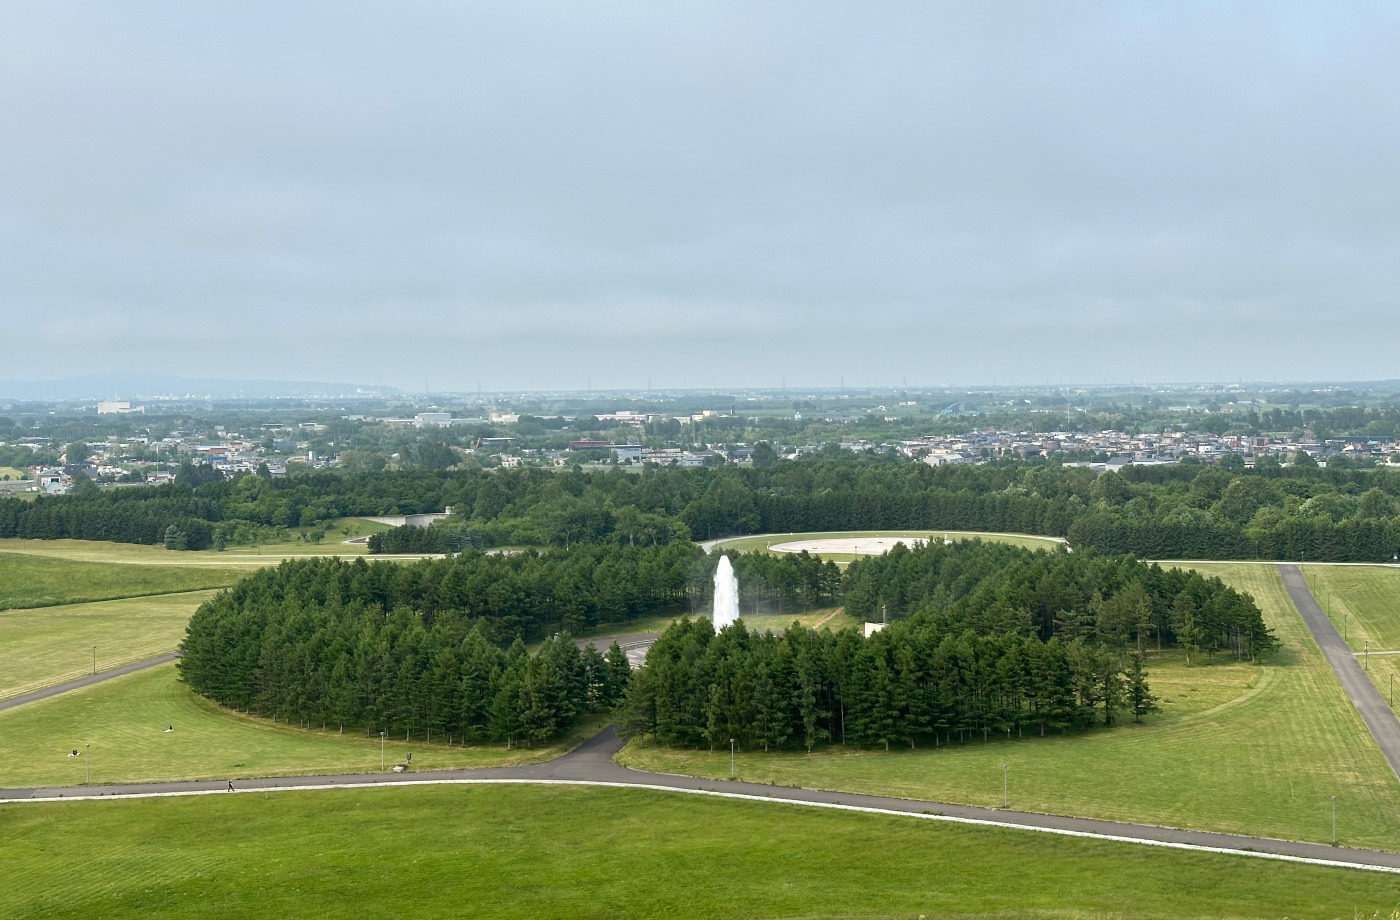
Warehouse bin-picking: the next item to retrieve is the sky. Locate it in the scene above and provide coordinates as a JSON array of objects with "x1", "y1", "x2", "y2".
[{"x1": 3, "y1": 2, "x2": 1399, "y2": 392}]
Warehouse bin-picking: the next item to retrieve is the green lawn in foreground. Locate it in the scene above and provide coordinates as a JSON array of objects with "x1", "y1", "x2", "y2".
[
  {"x1": 0, "y1": 591, "x2": 221, "y2": 700},
  {"x1": 0, "y1": 663, "x2": 590, "y2": 786},
  {"x1": 710, "y1": 529, "x2": 1065, "y2": 557},
  {"x1": 4, "y1": 785, "x2": 1398, "y2": 920},
  {"x1": 621, "y1": 564, "x2": 1400, "y2": 849},
  {"x1": 0, "y1": 552, "x2": 237, "y2": 609}
]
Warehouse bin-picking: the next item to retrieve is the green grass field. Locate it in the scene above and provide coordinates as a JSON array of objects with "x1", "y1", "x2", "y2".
[
  {"x1": 1304, "y1": 565, "x2": 1400, "y2": 718},
  {"x1": 621, "y1": 564, "x2": 1400, "y2": 849},
  {"x1": 0, "y1": 465, "x2": 26, "y2": 480},
  {"x1": 4, "y1": 785, "x2": 1398, "y2": 920},
  {"x1": 0, "y1": 663, "x2": 590, "y2": 786},
  {"x1": 0, "y1": 534, "x2": 434, "y2": 567},
  {"x1": 1306, "y1": 566, "x2": 1400, "y2": 652},
  {"x1": 710, "y1": 529, "x2": 1065, "y2": 561},
  {"x1": 0, "y1": 591, "x2": 221, "y2": 700},
  {"x1": 0, "y1": 552, "x2": 237, "y2": 609}
]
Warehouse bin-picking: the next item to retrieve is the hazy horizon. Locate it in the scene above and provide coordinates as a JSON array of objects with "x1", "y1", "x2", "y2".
[{"x1": 4, "y1": 3, "x2": 1398, "y2": 390}]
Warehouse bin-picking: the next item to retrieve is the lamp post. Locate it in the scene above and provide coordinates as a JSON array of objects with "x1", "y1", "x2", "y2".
[
  {"x1": 85, "y1": 743, "x2": 89, "y2": 785},
  {"x1": 380, "y1": 731, "x2": 386, "y2": 771},
  {"x1": 730, "y1": 738, "x2": 736, "y2": 780},
  {"x1": 1364, "y1": 640, "x2": 1369, "y2": 670},
  {"x1": 1331, "y1": 795, "x2": 1337, "y2": 846},
  {"x1": 1002, "y1": 763, "x2": 1009, "y2": 808},
  {"x1": 92, "y1": 646, "x2": 96, "y2": 675}
]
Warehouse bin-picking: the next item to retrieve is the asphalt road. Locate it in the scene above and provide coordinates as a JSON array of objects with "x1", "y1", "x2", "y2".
[
  {"x1": 1279, "y1": 563, "x2": 1400, "y2": 783},
  {"x1": 7, "y1": 725, "x2": 1400, "y2": 872},
  {"x1": 0, "y1": 653, "x2": 178, "y2": 713}
]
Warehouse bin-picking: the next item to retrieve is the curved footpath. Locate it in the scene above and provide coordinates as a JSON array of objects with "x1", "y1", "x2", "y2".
[
  {"x1": 5, "y1": 726, "x2": 1400, "y2": 874},
  {"x1": 0, "y1": 653, "x2": 179, "y2": 713},
  {"x1": 1279, "y1": 563, "x2": 1400, "y2": 782}
]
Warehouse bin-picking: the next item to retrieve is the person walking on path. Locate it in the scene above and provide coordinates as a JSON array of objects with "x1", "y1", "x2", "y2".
[{"x1": 227, "y1": 781, "x2": 234, "y2": 792}]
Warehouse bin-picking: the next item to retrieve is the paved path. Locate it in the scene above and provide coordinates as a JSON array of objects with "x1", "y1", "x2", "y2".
[
  {"x1": 1279, "y1": 564, "x2": 1400, "y2": 783},
  {"x1": 7, "y1": 725, "x2": 1400, "y2": 873},
  {"x1": 0, "y1": 653, "x2": 178, "y2": 712}
]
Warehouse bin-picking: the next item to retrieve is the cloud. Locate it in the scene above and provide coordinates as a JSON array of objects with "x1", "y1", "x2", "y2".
[{"x1": 2, "y1": 2, "x2": 1399, "y2": 389}]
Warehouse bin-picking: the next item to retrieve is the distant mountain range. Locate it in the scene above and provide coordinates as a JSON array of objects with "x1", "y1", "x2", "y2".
[{"x1": 0, "y1": 374, "x2": 403, "y2": 401}]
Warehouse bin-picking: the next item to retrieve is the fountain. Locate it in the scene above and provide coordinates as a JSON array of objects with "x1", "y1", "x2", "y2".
[{"x1": 713, "y1": 555, "x2": 739, "y2": 630}]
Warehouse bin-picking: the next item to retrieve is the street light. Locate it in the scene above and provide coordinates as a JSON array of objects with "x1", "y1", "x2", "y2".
[
  {"x1": 730, "y1": 738, "x2": 736, "y2": 780},
  {"x1": 85, "y1": 743, "x2": 90, "y2": 785},
  {"x1": 1331, "y1": 795, "x2": 1337, "y2": 846},
  {"x1": 1002, "y1": 763, "x2": 1009, "y2": 808},
  {"x1": 380, "y1": 730, "x2": 386, "y2": 771}
]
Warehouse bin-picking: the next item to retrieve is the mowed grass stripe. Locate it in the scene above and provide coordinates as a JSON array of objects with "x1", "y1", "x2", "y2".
[
  {"x1": 0, "y1": 591, "x2": 220, "y2": 700},
  {"x1": 0, "y1": 663, "x2": 592, "y2": 787},
  {"x1": 4, "y1": 785, "x2": 1399, "y2": 920},
  {"x1": 0, "y1": 552, "x2": 237, "y2": 609},
  {"x1": 621, "y1": 564, "x2": 1400, "y2": 849},
  {"x1": 1307, "y1": 565, "x2": 1400, "y2": 652}
]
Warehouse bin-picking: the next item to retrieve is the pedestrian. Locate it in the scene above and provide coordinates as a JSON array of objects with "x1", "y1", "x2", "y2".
[
  {"x1": 406, "y1": 752, "x2": 412, "y2": 764},
  {"x1": 228, "y1": 780, "x2": 234, "y2": 792}
]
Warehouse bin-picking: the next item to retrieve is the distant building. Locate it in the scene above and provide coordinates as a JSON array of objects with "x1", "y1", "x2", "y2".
[{"x1": 97, "y1": 400, "x2": 143, "y2": 414}]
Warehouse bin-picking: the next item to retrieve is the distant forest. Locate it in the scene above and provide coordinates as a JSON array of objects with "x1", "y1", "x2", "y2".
[{"x1": 6, "y1": 456, "x2": 1400, "y2": 561}]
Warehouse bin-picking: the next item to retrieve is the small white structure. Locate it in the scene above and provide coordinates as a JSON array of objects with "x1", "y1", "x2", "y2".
[{"x1": 864, "y1": 621, "x2": 886, "y2": 638}]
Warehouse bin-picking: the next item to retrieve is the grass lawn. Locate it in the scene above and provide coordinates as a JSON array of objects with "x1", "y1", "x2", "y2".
[
  {"x1": 0, "y1": 537, "x2": 436, "y2": 567},
  {"x1": 710, "y1": 529, "x2": 1065, "y2": 558},
  {"x1": 4, "y1": 785, "x2": 1398, "y2": 920},
  {"x1": 1303, "y1": 565, "x2": 1400, "y2": 717},
  {"x1": 1306, "y1": 565, "x2": 1400, "y2": 652},
  {"x1": 0, "y1": 591, "x2": 221, "y2": 700},
  {"x1": 0, "y1": 552, "x2": 237, "y2": 609},
  {"x1": 0, "y1": 466, "x2": 27, "y2": 480},
  {"x1": 0, "y1": 663, "x2": 594, "y2": 787},
  {"x1": 621, "y1": 563, "x2": 1400, "y2": 849}
]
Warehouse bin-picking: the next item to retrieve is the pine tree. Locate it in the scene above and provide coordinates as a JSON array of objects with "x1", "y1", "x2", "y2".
[{"x1": 1127, "y1": 651, "x2": 1159, "y2": 723}]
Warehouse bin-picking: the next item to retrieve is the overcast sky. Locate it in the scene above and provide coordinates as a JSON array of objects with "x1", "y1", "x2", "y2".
[{"x1": 3, "y1": 2, "x2": 1398, "y2": 391}]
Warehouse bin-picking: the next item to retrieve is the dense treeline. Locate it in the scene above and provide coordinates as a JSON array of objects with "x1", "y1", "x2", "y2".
[
  {"x1": 842, "y1": 540, "x2": 1275, "y2": 660},
  {"x1": 621, "y1": 541, "x2": 1268, "y2": 750},
  {"x1": 176, "y1": 552, "x2": 661, "y2": 744},
  {"x1": 11, "y1": 455, "x2": 1400, "y2": 562},
  {"x1": 621, "y1": 618, "x2": 1155, "y2": 752}
]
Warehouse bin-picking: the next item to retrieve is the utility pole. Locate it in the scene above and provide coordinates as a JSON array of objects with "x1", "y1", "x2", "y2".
[
  {"x1": 85, "y1": 743, "x2": 90, "y2": 785},
  {"x1": 380, "y1": 731, "x2": 386, "y2": 771},
  {"x1": 92, "y1": 646, "x2": 96, "y2": 675},
  {"x1": 1002, "y1": 763, "x2": 1008, "y2": 808},
  {"x1": 730, "y1": 738, "x2": 736, "y2": 780},
  {"x1": 1332, "y1": 795, "x2": 1337, "y2": 846}
]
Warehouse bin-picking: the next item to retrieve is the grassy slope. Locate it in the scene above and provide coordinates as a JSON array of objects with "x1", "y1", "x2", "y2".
[
  {"x1": 1307, "y1": 565, "x2": 1400, "y2": 718},
  {"x1": 621, "y1": 564, "x2": 1400, "y2": 849},
  {"x1": 0, "y1": 591, "x2": 221, "y2": 700},
  {"x1": 0, "y1": 552, "x2": 237, "y2": 609},
  {"x1": 0, "y1": 663, "x2": 592, "y2": 786},
  {"x1": 4, "y1": 785, "x2": 1398, "y2": 920}
]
